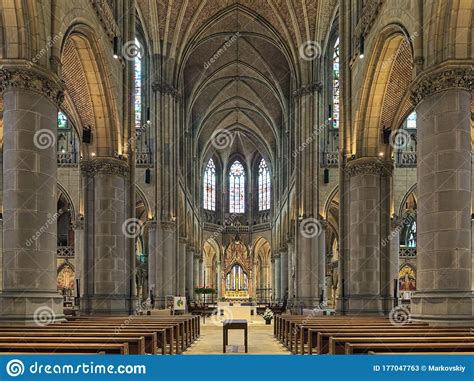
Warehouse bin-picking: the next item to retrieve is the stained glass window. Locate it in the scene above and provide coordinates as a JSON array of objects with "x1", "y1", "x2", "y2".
[
  {"x1": 406, "y1": 111, "x2": 416, "y2": 129},
  {"x1": 134, "y1": 37, "x2": 143, "y2": 129},
  {"x1": 332, "y1": 37, "x2": 340, "y2": 129},
  {"x1": 203, "y1": 158, "x2": 216, "y2": 211},
  {"x1": 229, "y1": 161, "x2": 245, "y2": 213},
  {"x1": 58, "y1": 111, "x2": 68, "y2": 129},
  {"x1": 258, "y1": 158, "x2": 270, "y2": 211},
  {"x1": 407, "y1": 220, "x2": 416, "y2": 248}
]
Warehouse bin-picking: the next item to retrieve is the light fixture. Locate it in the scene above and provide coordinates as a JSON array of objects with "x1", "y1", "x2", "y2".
[
  {"x1": 359, "y1": 34, "x2": 365, "y2": 59},
  {"x1": 146, "y1": 107, "x2": 151, "y2": 124},
  {"x1": 91, "y1": 152, "x2": 96, "y2": 157},
  {"x1": 328, "y1": 104, "x2": 332, "y2": 121},
  {"x1": 113, "y1": 36, "x2": 120, "y2": 59},
  {"x1": 379, "y1": 152, "x2": 384, "y2": 157}
]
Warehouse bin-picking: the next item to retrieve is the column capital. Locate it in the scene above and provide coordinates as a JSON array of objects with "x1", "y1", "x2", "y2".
[
  {"x1": 0, "y1": 65, "x2": 64, "y2": 107},
  {"x1": 178, "y1": 236, "x2": 188, "y2": 244},
  {"x1": 80, "y1": 157, "x2": 129, "y2": 178},
  {"x1": 151, "y1": 80, "x2": 180, "y2": 99},
  {"x1": 71, "y1": 217, "x2": 84, "y2": 230},
  {"x1": 292, "y1": 81, "x2": 322, "y2": 98},
  {"x1": 161, "y1": 220, "x2": 176, "y2": 232},
  {"x1": 344, "y1": 157, "x2": 393, "y2": 178},
  {"x1": 145, "y1": 219, "x2": 157, "y2": 231},
  {"x1": 410, "y1": 65, "x2": 473, "y2": 106}
]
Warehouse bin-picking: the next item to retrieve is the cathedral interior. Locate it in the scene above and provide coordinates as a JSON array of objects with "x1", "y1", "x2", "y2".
[{"x1": 0, "y1": 0, "x2": 472, "y2": 334}]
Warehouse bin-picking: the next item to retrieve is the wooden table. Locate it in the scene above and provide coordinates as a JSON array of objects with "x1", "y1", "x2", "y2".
[{"x1": 223, "y1": 320, "x2": 248, "y2": 353}]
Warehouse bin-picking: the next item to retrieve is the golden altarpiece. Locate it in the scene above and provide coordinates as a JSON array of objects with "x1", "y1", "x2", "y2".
[{"x1": 220, "y1": 235, "x2": 254, "y2": 300}]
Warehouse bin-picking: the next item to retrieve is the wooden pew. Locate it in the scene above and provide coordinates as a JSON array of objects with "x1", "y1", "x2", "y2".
[
  {"x1": 314, "y1": 328, "x2": 473, "y2": 355},
  {"x1": 0, "y1": 336, "x2": 145, "y2": 355},
  {"x1": 346, "y1": 342, "x2": 474, "y2": 354},
  {"x1": 0, "y1": 342, "x2": 128, "y2": 354},
  {"x1": 330, "y1": 336, "x2": 474, "y2": 354}
]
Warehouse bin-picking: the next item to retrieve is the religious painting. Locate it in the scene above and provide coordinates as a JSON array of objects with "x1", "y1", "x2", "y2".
[
  {"x1": 399, "y1": 265, "x2": 416, "y2": 292},
  {"x1": 57, "y1": 263, "x2": 75, "y2": 291}
]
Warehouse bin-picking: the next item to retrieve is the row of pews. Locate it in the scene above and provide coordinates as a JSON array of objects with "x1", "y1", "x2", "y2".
[
  {"x1": 0, "y1": 314, "x2": 199, "y2": 355},
  {"x1": 275, "y1": 315, "x2": 474, "y2": 354}
]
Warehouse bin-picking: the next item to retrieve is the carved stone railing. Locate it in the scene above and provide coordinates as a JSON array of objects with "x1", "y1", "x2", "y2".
[
  {"x1": 90, "y1": 0, "x2": 120, "y2": 41},
  {"x1": 57, "y1": 152, "x2": 78, "y2": 167},
  {"x1": 57, "y1": 246, "x2": 75, "y2": 258},
  {"x1": 136, "y1": 152, "x2": 153, "y2": 167},
  {"x1": 395, "y1": 151, "x2": 417, "y2": 168},
  {"x1": 253, "y1": 222, "x2": 271, "y2": 232},
  {"x1": 399, "y1": 247, "x2": 416, "y2": 258},
  {"x1": 321, "y1": 151, "x2": 339, "y2": 167}
]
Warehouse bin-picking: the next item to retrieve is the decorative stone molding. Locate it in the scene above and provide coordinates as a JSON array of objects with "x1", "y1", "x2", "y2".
[
  {"x1": 293, "y1": 82, "x2": 322, "y2": 98},
  {"x1": 410, "y1": 67, "x2": 473, "y2": 106},
  {"x1": 152, "y1": 81, "x2": 181, "y2": 98},
  {"x1": 71, "y1": 218, "x2": 85, "y2": 230},
  {"x1": 161, "y1": 221, "x2": 177, "y2": 232},
  {"x1": 0, "y1": 67, "x2": 64, "y2": 106},
  {"x1": 145, "y1": 220, "x2": 157, "y2": 231},
  {"x1": 344, "y1": 157, "x2": 393, "y2": 178},
  {"x1": 179, "y1": 236, "x2": 188, "y2": 244},
  {"x1": 80, "y1": 157, "x2": 129, "y2": 178},
  {"x1": 354, "y1": 0, "x2": 384, "y2": 38},
  {"x1": 90, "y1": 0, "x2": 121, "y2": 42}
]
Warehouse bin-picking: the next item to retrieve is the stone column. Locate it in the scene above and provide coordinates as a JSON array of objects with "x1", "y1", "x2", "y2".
[
  {"x1": 271, "y1": 258, "x2": 276, "y2": 302},
  {"x1": 185, "y1": 246, "x2": 194, "y2": 301},
  {"x1": 0, "y1": 218, "x2": 3, "y2": 292},
  {"x1": 274, "y1": 254, "x2": 281, "y2": 301},
  {"x1": 72, "y1": 218, "x2": 85, "y2": 300},
  {"x1": 410, "y1": 67, "x2": 473, "y2": 324},
  {"x1": 0, "y1": 67, "x2": 64, "y2": 322},
  {"x1": 287, "y1": 241, "x2": 294, "y2": 300},
  {"x1": 177, "y1": 238, "x2": 186, "y2": 296},
  {"x1": 216, "y1": 260, "x2": 221, "y2": 297},
  {"x1": 280, "y1": 249, "x2": 288, "y2": 301},
  {"x1": 315, "y1": 221, "x2": 327, "y2": 304},
  {"x1": 193, "y1": 254, "x2": 200, "y2": 301},
  {"x1": 160, "y1": 221, "x2": 176, "y2": 298},
  {"x1": 345, "y1": 157, "x2": 393, "y2": 314},
  {"x1": 146, "y1": 220, "x2": 157, "y2": 301},
  {"x1": 389, "y1": 215, "x2": 401, "y2": 302},
  {"x1": 80, "y1": 158, "x2": 131, "y2": 314}
]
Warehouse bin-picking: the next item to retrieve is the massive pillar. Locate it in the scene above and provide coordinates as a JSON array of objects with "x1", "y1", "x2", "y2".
[
  {"x1": 287, "y1": 241, "x2": 295, "y2": 300},
  {"x1": 160, "y1": 222, "x2": 177, "y2": 298},
  {"x1": 177, "y1": 238, "x2": 186, "y2": 296},
  {"x1": 80, "y1": 158, "x2": 132, "y2": 314},
  {"x1": 146, "y1": 220, "x2": 157, "y2": 301},
  {"x1": 280, "y1": 249, "x2": 288, "y2": 301},
  {"x1": 410, "y1": 67, "x2": 473, "y2": 325},
  {"x1": 185, "y1": 246, "x2": 194, "y2": 300},
  {"x1": 274, "y1": 253, "x2": 281, "y2": 301},
  {"x1": 72, "y1": 218, "x2": 85, "y2": 301},
  {"x1": 344, "y1": 157, "x2": 393, "y2": 314},
  {"x1": 315, "y1": 222, "x2": 327, "y2": 304},
  {"x1": 0, "y1": 67, "x2": 64, "y2": 322}
]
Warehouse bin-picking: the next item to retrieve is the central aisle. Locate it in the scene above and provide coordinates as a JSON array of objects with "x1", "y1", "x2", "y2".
[{"x1": 185, "y1": 322, "x2": 290, "y2": 354}]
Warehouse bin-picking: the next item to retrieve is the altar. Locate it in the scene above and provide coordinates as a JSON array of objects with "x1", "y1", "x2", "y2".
[{"x1": 217, "y1": 302, "x2": 257, "y2": 321}]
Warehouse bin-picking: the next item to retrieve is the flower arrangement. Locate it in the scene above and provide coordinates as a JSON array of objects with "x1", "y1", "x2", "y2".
[
  {"x1": 194, "y1": 286, "x2": 217, "y2": 295},
  {"x1": 263, "y1": 308, "x2": 274, "y2": 321}
]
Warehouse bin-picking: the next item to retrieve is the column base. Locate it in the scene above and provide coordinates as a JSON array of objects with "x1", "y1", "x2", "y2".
[
  {"x1": 0, "y1": 291, "x2": 65, "y2": 324},
  {"x1": 80, "y1": 295, "x2": 138, "y2": 315},
  {"x1": 337, "y1": 296, "x2": 396, "y2": 315},
  {"x1": 411, "y1": 291, "x2": 474, "y2": 326}
]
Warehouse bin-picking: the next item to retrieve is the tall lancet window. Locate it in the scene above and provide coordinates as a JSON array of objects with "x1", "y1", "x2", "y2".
[
  {"x1": 332, "y1": 37, "x2": 340, "y2": 129},
  {"x1": 203, "y1": 158, "x2": 216, "y2": 211},
  {"x1": 134, "y1": 37, "x2": 143, "y2": 129},
  {"x1": 229, "y1": 161, "x2": 245, "y2": 213},
  {"x1": 258, "y1": 158, "x2": 270, "y2": 211}
]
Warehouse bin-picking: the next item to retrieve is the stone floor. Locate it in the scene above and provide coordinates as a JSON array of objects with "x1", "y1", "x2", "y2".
[{"x1": 184, "y1": 320, "x2": 290, "y2": 355}]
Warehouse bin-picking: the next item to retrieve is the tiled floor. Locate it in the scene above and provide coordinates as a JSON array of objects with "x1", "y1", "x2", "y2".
[{"x1": 185, "y1": 321, "x2": 290, "y2": 355}]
